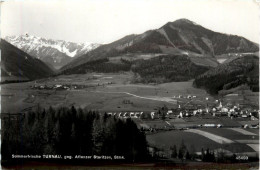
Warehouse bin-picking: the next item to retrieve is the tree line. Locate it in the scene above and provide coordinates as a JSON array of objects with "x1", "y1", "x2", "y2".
[{"x1": 1, "y1": 106, "x2": 149, "y2": 164}]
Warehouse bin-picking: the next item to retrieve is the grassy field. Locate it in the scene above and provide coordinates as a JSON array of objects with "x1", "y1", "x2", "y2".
[
  {"x1": 147, "y1": 130, "x2": 222, "y2": 151},
  {"x1": 166, "y1": 115, "x2": 242, "y2": 128},
  {"x1": 200, "y1": 128, "x2": 259, "y2": 141},
  {"x1": 186, "y1": 129, "x2": 234, "y2": 144},
  {"x1": 146, "y1": 130, "x2": 255, "y2": 154},
  {"x1": 220, "y1": 87, "x2": 259, "y2": 109},
  {"x1": 1, "y1": 73, "x2": 215, "y2": 113},
  {"x1": 189, "y1": 57, "x2": 219, "y2": 67}
]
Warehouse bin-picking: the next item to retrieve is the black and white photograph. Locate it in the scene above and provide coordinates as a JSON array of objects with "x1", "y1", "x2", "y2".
[{"x1": 0, "y1": 0, "x2": 259, "y2": 169}]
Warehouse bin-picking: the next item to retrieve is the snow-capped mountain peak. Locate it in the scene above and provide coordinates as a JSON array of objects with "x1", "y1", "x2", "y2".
[{"x1": 5, "y1": 35, "x2": 101, "y2": 69}]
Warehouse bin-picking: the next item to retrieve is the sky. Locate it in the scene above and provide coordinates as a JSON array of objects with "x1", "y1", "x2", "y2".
[{"x1": 1, "y1": 0, "x2": 260, "y2": 44}]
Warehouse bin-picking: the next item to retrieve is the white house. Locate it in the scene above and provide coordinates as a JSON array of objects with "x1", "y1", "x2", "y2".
[
  {"x1": 167, "y1": 110, "x2": 173, "y2": 115},
  {"x1": 151, "y1": 112, "x2": 155, "y2": 119}
]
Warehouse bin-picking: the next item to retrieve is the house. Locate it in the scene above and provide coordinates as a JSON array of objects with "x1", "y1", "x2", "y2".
[
  {"x1": 204, "y1": 124, "x2": 216, "y2": 127},
  {"x1": 54, "y1": 84, "x2": 62, "y2": 88},
  {"x1": 241, "y1": 114, "x2": 248, "y2": 118},
  {"x1": 130, "y1": 112, "x2": 135, "y2": 118},
  {"x1": 221, "y1": 108, "x2": 229, "y2": 112},
  {"x1": 150, "y1": 112, "x2": 155, "y2": 119},
  {"x1": 123, "y1": 112, "x2": 129, "y2": 117},
  {"x1": 139, "y1": 112, "x2": 143, "y2": 119},
  {"x1": 217, "y1": 124, "x2": 223, "y2": 128},
  {"x1": 179, "y1": 111, "x2": 183, "y2": 118},
  {"x1": 134, "y1": 112, "x2": 140, "y2": 118},
  {"x1": 167, "y1": 110, "x2": 173, "y2": 114}
]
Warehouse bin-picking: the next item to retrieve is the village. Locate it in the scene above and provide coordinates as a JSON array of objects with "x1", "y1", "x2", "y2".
[
  {"x1": 105, "y1": 96, "x2": 259, "y2": 131},
  {"x1": 29, "y1": 83, "x2": 259, "y2": 130}
]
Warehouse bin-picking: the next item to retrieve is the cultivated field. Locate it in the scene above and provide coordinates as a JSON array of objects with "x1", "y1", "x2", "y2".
[
  {"x1": 1, "y1": 72, "x2": 215, "y2": 113},
  {"x1": 146, "y1": 128, "x2": 258, "y2": 156},
  {"x1": 146, "y1": 129, "x2": 256, "y2": 154},
  {"x1": 166, "y1": 115, "x2": 242, "y2": 128}
]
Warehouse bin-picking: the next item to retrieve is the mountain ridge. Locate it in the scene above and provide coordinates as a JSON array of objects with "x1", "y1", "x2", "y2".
[
  {"x1": 5, "y1": 35, "x2": 101, "y2": 69},
  {"x1": 61, "y1": 18, "x2": 258, "y2": 71},
  {"x1": 0, "y1": 39, "x2": 54, "y2": 82}
]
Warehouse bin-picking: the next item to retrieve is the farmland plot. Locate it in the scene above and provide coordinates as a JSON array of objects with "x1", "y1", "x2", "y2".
[
  {"x1": 185, "y1": 129, "x2": 234, "y2": 144},
  {"x1": 229, "y1": 128, "x2": 257, "y2": 136},
  {"x1": 146, "y1": 131, "x2": 222, "y2": 152},
  {"x1": 200, "y1": 128, "x2": 259, "y2": 140},
  {"x1": 146, "y1": 130, "x2": 255, "y2": 154}
]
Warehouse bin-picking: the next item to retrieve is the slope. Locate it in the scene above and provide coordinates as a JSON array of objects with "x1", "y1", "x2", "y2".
[
  {"x1": 0, "y1": 39, "x2": 54, "y2": 82},
  {"x1": 5, "y1": 35, "x2": 101, "y2": 69},
  {"x1": 193, "y1": 55, "x2": 259, "y2": 94},
  {"x1": 61, "y1": 19, "x2": 258, "y2": 71}
]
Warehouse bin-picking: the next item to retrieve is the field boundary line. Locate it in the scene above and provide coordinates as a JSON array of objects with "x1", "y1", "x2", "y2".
[
  {"x1": 186, "y1": 129, "x2": 234, "y2": 144},
  {"x1": 229, "y1": 128, "x2": 257, "y2": 136},
  {"x1": 235, "y1": 140, "x2": 259, "y2": 144},
  {"x1": 247, "y1": 144, "x2": 259, "y2": 152}
]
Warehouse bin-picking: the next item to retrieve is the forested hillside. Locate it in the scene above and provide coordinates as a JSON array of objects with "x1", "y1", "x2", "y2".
[
  {"x1": 132, "y1": 55, "x2": 209, "y2": 83},
  {"x1": 193, "y1": 55, "x2": 259, "y2": 94},
  {"x1": 61, "y1": 55, "x2": 210, "y2": 83}
]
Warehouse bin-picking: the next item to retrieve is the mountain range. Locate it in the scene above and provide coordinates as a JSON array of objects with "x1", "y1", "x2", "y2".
[
  {"x1": 2, "y1": 19, "x2": 259, "y2": 93},
  {"x1": 0, "y1": 39, "x2": 54, "y2": 83},
  {"x1": 61, "y1": 19, "x2": 258, "y2": 71},
  {"x1": 5, "y1": 35, "x2": 101, "y2": 69}
]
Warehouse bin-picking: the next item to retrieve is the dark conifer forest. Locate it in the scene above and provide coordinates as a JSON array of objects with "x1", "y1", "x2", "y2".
[{"x1": 1, "y1": 106, "x2": 149, "y2": 164}]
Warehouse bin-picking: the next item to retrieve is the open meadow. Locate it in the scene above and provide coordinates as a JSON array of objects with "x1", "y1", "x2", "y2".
[{"x1": 1, "y1": 72, "x2": 216, "y2": 113}]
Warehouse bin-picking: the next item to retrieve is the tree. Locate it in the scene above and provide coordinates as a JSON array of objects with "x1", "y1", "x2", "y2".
[
  {"x1": 201, "y1": 148, "x2": 205, "y2": 161},
  {"x1": 103, "y1": 112, "x2": 109, "y2": 123},
  {"x1": 178, "y1": 140, "x2": 186, "y2": 160},
  {"x1": 161, "y1": 111, "x2": 167, "y2": 120},
  {"x1": 189, "y1": 144, "x2": 196, "y2": 160},
  {"x1": 186, "y1": 150, "x2": 191, "y2": 160},
  {"x1": 178, "y1": 149, "x2": 184, "y2": 160},
  {"x1": 53, "y1": 120, "x2": 61, "y2": 153},
  {"x1": 170, "y1": 145, "x2": 177, "y2": 158}
]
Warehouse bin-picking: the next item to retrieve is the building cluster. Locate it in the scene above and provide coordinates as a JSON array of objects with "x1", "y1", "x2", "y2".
[
  {"x1": 106, "y1": 101, "x2": 259, "y2": 124},
  {"x1": 30, "y1": 84, "x2": 89, "y2": 90}
]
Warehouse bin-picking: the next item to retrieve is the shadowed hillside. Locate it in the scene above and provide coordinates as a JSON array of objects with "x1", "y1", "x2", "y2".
[
  {"x1": 61, "y1": 54, "x2": 210, "y2": 83},
  {"x1": 193, "y1": 55, "x2": 259, "y2": 94},
  {"x1": 0, "y1": 39, "x2": 54, "y2": 82}
]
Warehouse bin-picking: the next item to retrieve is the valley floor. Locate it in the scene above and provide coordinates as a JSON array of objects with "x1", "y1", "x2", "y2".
[
  {"x1": 1, "y1": 72, "x2": 259, "y2": 166},
  {"x1": 1, "y1": 72, "x2": 214, "y2": 113}
]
